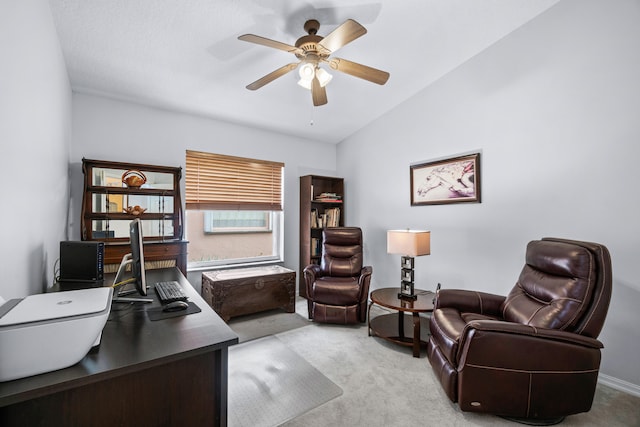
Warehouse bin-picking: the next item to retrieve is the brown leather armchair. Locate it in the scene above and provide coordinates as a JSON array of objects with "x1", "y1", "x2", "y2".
[
  {"x1": 427, "y1": 238, "x2": 612, "y2": 424},
  {"x1": 303, "y1": 227, "x2": 373, "y2": 324}
]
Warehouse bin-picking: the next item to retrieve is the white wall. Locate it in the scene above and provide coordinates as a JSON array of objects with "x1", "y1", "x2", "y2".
[
  {"x1": 0, "y1": 0, "x2": 72, "y2": 299},
  {"x1": 69, "y1": 93, "x2": 338, "y2": 290},
  {"x1": 338, "y1": 0, "x2": 640, "y2": 392}
]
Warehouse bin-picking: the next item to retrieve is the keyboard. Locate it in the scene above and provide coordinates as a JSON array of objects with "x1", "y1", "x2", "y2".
[{"x1": 154, "y1": 281, "x2": 188, "y2": 304}]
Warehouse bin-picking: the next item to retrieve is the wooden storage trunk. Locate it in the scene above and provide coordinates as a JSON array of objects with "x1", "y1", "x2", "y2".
[{"x1": 201, "y1": 266, "x2": 296, "y2": 322}]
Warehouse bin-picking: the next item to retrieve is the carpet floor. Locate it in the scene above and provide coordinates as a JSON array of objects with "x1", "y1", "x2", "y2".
[
  {"x1": 228, "y1": 335, "x2": 343, "y2": 427},
  {"x1": 228, "y1": 309, "x2": 310, "y2": 343},
  {"x1": 229, "y1": 297, "x2": 640, "y2": 427}
]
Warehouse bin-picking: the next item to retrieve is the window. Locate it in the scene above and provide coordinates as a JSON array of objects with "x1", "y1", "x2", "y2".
[
  {"x1": 204, "y1": 211, "x2": 272, "y2": 233},
  {"x1": 185, "y1": 150, "x2": 284, "y2": 268}
]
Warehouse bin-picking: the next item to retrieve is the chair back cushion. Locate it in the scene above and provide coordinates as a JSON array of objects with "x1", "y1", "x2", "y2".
[
  {"x1": 502, "y1": 238, "x2": 611, "y2": 337},
  {"x1": 321, "y1": 227, "x2": 363, "y2": 277}
]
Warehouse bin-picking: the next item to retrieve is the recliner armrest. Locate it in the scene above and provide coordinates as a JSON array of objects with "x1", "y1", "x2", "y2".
[
  {"x1": 463, "y1": 320, "x2": 604, "y2": 350},
  {"x1": 359, "y1": 265, "x2": 373, "y2": 280},
  {"x1": 303, "y1": 264, "x2": 323, "y2": 281},
  {"x1": 358, "y1": 265, "x2": 373, "y2": 300},
  {"x1": 435, "y1": 289, "x2": 505, "y2": 317},
  {"x1": 303, "y1": 264, "x2": 322, "y2": 297}
]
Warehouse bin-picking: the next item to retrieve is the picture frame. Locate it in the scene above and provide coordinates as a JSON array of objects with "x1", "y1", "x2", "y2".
[{"x1": 410, "y1": 153, "x2": 481, "y2": 206}]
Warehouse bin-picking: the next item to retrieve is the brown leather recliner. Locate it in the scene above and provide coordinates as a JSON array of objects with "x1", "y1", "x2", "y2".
[
  {"x1": 427, "y1": 238, "x2": 612, "y2": 424},
  {"x1": 303, "y1": 227, "x2": 373, "y2": 324}
]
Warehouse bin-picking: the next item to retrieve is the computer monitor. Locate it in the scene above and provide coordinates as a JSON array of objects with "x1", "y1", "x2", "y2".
[
  {"x1": 128, "y1": 218, "x2": 147, "y2": 296},
  {"x1": 113, "y1": 219, "x2": 149, "y2": 301}
]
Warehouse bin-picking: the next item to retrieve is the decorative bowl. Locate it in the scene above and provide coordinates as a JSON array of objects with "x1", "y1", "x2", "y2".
[
  {"x1": 122, "y1": 170, "x2": 147, "y2": 188},
  {"x1": 124, "y1": 205, "x2": 147, "y2": 216}
]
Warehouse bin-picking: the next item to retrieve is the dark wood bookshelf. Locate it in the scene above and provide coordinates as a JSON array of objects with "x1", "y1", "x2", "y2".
[{"x1": 299, "y1": 175, "x2": 344, "y2": 297}]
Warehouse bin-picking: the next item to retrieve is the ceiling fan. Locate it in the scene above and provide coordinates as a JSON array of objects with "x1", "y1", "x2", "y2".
[{"x1": 238, "y1": 19, "x2": 390, "y2": 106}]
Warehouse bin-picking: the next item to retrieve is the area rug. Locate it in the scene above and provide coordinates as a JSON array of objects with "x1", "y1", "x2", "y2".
[
  {"x1": 228, "y1": 310, "x2": 310, "y2": 343},
  {"x1": 228, "y1": 335, "x2": 343, "y2": 427}
]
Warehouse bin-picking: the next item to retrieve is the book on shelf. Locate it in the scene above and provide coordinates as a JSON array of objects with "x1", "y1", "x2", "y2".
[
  {"x1": 332, "y1": 207, "x2": 341, "y2": 227},
  {"x1": 310, "y1": 207, "x2": 341, "y2": 228},
  {"x1": 311, "y1": 238, "x2": 321, "y2": 256},
  {"x1": 323, "y1": 207, "x2": 341, "y2": 228},
  {"x1": 314, "y1": 192, "x2": 342, "y2": 203}
]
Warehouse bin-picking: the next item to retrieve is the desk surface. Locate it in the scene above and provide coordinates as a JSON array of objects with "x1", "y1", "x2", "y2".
[{"x1": 0, "y1": 267, "x2": 239, "y2": 407}]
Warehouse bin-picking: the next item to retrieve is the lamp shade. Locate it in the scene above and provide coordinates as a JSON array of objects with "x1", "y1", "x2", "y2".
[{"x1": 387, "y1": 230, "x2": 431, "y2": 256}]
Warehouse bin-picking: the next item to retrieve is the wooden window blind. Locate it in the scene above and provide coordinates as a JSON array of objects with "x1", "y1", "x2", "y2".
[{"x1": 185, "y1": 150, "x2": 284, "y2": 211}]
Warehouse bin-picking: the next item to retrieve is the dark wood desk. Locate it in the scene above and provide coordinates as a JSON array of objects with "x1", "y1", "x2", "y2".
[{"x1": 0, "y1": 268, "x2": 238, "y2": 427}]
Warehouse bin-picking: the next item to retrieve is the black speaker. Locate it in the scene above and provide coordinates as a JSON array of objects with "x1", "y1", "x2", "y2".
[{"x1": 59, "y1": 241, "x2": 104, "y2": 288}]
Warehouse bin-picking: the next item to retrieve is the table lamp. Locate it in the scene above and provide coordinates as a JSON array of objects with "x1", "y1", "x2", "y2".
[{"x1": 387, "y1": 229, "x2": 431, "y2": 300}]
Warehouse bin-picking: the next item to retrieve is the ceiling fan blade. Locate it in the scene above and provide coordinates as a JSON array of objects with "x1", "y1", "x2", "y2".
[
  {"x1": 327, "y1": 57, "x2": 389, "y2": 85},
  {"x1": 238, "y1": 34, "x2": 303, "y2": 55},
  {"x1": 246, "y1": 63, "x2": 299, "y2": 90},
  {"x1": 311, "y1": 77, "x2": 328, "y2": 106},
  {"x1": 317, "y1": 19, "x2": 367, "y2": 54}
]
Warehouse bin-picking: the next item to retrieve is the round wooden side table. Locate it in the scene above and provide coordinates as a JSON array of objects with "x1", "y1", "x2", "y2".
[{"x1": 368, "y1": 288, "x2": 435, "y2": 357}]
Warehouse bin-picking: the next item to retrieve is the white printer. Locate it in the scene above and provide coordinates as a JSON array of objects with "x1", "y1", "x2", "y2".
[{"x1": 0, "y1": 287, "x2": 113, "y2": 382}]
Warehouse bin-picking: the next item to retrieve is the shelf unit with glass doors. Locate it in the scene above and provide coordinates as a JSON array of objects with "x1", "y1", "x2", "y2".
[{"x1": 81, "y1": 158, "x2": 187, "y2": 275}]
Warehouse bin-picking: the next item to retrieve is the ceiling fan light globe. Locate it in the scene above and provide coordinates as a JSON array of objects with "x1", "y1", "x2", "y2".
[
  {"x1": 298, "y1": 63, "x2": 315, "y2": 81},
  {"x1": 316, "y1": 68, "x2": 333, "y2": 87},
  {"x1": 297, "y1": 78, "x2": 312, "y2": 90}
]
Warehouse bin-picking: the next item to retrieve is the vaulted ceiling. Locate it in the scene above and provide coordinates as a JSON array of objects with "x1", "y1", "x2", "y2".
[{"x1": 50, "y1": 0, "x2": 560, "y2": 144}]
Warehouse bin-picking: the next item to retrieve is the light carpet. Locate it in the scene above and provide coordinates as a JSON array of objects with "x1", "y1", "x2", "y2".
[
  {"x1": 275, "y1": 298, "x2": 640, "y2": 427},
  {"x1": 228, "y1": 310, "x2": 310, "y2": 343},
  {"x1": 228, "y1": 335, "x2": 343, "y2": 427},
  {"x1": 227, "y1": 298, "x2": 640, "y2": 426}
]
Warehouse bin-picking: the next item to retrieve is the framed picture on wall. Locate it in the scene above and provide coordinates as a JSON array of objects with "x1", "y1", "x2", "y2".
[{"x1": 410, "y1": 153, "x2": 481, "y2": 206}]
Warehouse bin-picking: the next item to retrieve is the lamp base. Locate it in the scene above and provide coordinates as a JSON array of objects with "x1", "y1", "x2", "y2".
[{"x1": 398, "y1": 292, "x2": 417, "y2": 300}]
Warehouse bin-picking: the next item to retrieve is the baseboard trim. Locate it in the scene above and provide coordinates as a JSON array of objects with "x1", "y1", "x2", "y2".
[{"x1": 598, "y1": 373, "x2": 640, "y2": 397}]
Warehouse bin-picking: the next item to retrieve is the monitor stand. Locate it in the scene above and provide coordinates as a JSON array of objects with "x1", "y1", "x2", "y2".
[
  {"x1": 112, "y1": 296, "x2": 153, "y2": 303},
  {"x1": 112, "y1": 286, "x2": 153, "y2": 304}
]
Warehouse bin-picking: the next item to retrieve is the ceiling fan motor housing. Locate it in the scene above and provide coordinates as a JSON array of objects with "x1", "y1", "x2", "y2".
[
  {"x1": 295, "y1": 35, "x2": 327, "y2": 61},
  {"x1": 295, "y1": 20, "x2": 331, "y2": 62}
]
